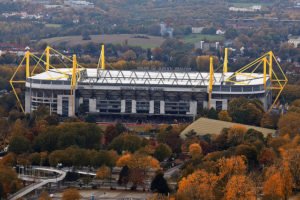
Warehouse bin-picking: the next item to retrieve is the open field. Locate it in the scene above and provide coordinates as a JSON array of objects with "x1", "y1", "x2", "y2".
[
  {"x1": 40, "y1": 34, "x2": 165, "y2": 49},
  {"x1": 182, "y1": 34, "x2": 224, "y2": 43}
]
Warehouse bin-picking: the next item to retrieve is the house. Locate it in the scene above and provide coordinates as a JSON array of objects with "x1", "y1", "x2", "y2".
[
  {"x1": 288, "y1": 36, "x2": 300, "y2": 48},
  {"x1": 216, "y1": 29, "x2": 226, "y2": 35},
  {"x1": 192, "y1": 27, "x2": 204, "y2": 34},
  {"x1": 229, "y1": 5, "x2": 262, "y2": 12},
  {"x1": 160, "y1": 22, "x2": 174, "y2": 38}
]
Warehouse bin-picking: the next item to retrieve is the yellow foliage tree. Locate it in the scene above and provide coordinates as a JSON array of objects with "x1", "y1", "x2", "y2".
[
  {"x1": 218, "y1": 110, "x2": 232, "y2": 122},
  {"x1": 116, "y1": 153, "x2": 160, "y2": 170},
  {"x1": 224, "y1": 175, "x2": 256, "y2": 200},
  {"x1": 177, "y1": 169, "x2": 218, "y2": 200}
]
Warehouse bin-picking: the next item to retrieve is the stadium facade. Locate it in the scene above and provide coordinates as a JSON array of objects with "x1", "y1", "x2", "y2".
[
  {"x1": 24, "y1": 69, "x2": 271, "y2": 118},
  {"x1": 10, "y1": 47, "x2": 287, "y2": 119}
]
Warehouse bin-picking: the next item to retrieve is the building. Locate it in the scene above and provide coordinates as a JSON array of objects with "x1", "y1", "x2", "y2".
[
  {"x1": 288, "y1": 36, "x2": 300, "y2": 48},
  {"x1": 192, "y1": 27, "x2": 204, "y2": 34},
  {"x1": 10, "y1": 47, "x2": 286, "y2": 122},
  {"x1": 24, "y1": 68, "x2": 273, "y2": 118},
  {"x1": 229, "y1": 5, "x2": 262, "y2": 12}
]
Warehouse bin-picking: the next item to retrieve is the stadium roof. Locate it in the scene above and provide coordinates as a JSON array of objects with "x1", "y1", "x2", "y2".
[
  {"x1": 29, "y1": 68, "x2": 268, "y2": 87},
  {"x1": 180, "y1": 118, "x2": 276, "y2": 138}
]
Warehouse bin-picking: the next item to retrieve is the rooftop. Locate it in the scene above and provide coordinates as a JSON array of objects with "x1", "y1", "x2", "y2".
[
  {"x1": 181, "y1": 118, "x2": 276, "y2": 138},
  {"x1": 28, "y1": 68, "x2": 268, "y2": 87}
]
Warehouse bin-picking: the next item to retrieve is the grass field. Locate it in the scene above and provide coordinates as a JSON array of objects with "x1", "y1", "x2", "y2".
[
  {"x1": 40, "y1": 34, "x2": 165, "y2": 49},
  {"x1": 183, "y1": 34, "x2": 224, "y2": 43}
]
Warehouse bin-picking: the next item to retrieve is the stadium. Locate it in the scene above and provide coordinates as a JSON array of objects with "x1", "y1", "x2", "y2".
[{"x1": 10, "y1": 46, "x2": 287, "y2": 121}]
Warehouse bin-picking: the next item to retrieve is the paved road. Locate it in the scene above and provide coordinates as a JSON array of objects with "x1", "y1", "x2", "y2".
[{"x1": 8, "y1": 167, "x2": 66, "y2": 200}]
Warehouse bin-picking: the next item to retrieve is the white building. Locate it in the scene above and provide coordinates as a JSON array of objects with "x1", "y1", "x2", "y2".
[
  {"x1": 288, "y1": 36, "x2": 300, "y2": 48},
  {"x1": 229, "y1": 5, "x2": 262, "y2": 12}
]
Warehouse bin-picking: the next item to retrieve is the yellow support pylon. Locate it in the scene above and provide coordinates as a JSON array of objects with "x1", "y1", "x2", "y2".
[
  {"x1": 208, "y1": 56, "x2": 214, "y2": 109},
  {"x1": 46, "y1": 46, "x2": 50, "y2": 71},
  {"x1": 263, "y1": 57, "x2": 267, "y2": 90},
  {"x1": 223, "y1": 48, "x2": 228, "y2": 73},
  {"x1": 25, "y1": 51, "x2": 30, "y2": 78},
  {"x1": 101, "y1": 45, "x2": 105, "y2": 70},
  {"x1": 269, "y1": 51, "x2": 273, "y2": 80}
]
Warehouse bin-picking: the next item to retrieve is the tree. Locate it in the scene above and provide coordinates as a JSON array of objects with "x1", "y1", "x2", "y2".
[
  {"x1": 122, "y1": 50, "x2": 137, "y2": 61},
  {"x1": 196, "y1": 56, "x2": 219, "y2": 72},
  {"x1": 188, "y1": 143, "x2": 202, "y2": 158},
  {"x1": 218, "y1": 156, "x2": 247, "y2": 180},
  {"x1": 116, "y1": 153, "x2": 160, "y2": 190},
  {"x1": 228, "y1": 97, "x2": 264, "y2": 126},
  {"x1": 177, "y1": 170, "x2": 218, "y2": 200},
  {"x1": 260, "y1": 112, "x2": 279, "y2": 129},
  {"x1": 263, "y1": 172, "x2": 285, "y2": 200},
  {"x1": 109, "y1": 133, "x2": 144, "y2": 154},
  {"x1": 9, "y1": 135, "x2": 31, "y2": 154},
  {"x1": 0, "y1": 165, "x2": 21, "y2": 198},
  {"x1": 218, "y1": 110, "x2": 232, "y2": 122},
  {"x1": 278, "y1": 112, "x2": 300, "y2": 138},
  {"x1": 118, "y1": 165, "x2": 130, "y2": 186},
  {"x1": 258, "y1": 148, "x2": 277, "y2": 167},
  {"x1": 104, "y1": 123, "x2": 126, "y2": 144},
  {"x1": 224, "y1": 175, "x2": 256, "y2": 200},
  {"x1": 62, "y1": 188, "x2": 80, "y2": 200},
  {"x1": 153, "y1": 144, "x2": 172, "y2": 162},
  {"x1": 227, "y1": 125, "x2": 247, "y2": 146},
  {"x1": 150, "y1": 171, "x2": 170, "y2": 195},
  {"x1": 38, "y1": 191, "x2": 52, "y2": 200},
  {"x1": 96, "y1": 165, "x2": 111, "y2": 180},
  {"x1": 116, "y1": 153, "x2": 160, "y2": 170}
]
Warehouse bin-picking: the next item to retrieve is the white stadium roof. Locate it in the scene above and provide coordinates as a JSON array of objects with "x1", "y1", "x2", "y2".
[{"x1": 28, "y1": 68, "x2": 268, "y2": 87}]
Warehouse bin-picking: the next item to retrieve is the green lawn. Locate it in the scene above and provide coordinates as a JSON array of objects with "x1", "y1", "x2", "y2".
[{"x1": 183, "y1": 34, "x2": 224, "y2": 44}]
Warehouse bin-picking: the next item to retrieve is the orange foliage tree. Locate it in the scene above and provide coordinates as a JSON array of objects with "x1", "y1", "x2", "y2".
[
  {"x1": 224, "y1": 175, "x2": 256, "y2": 200},
  {"x1": 188, "y1": 143, "x2": 202, "y2": 158},
  {"x1": 177, "y1": 169, "x2": 218, "y2": 200},
  {"x1": 218, "y1": 156, "x2": 247, "y2": 180}
]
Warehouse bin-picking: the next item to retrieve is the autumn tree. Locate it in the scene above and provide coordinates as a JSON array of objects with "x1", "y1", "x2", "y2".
[
  {"x1": 218, "y1": 110, "x2": 232, "y2": 122},
  {"x1": 0, "y1": 165, "x2": 21, "y2": 198},
  {"x1": 38, "y1": 191, "x2": 52, "y2": 200},
  {"x1": 196, "y1": 55, "x2": 219, "y2": 72},
  {"x1": 218, "y1": 156, "x2": 247, "y2": 180},
  {"x1": 177, "y1": 169, "x2": 218, "y2": 200},
  {"x1": 96, "y1": 165, "x2": 111, "y2": 181},
  {"x1": 278, "y1": 112, "x2": 300, "y2": 138},
  {"x1": 227, "y1": 125, "x2": 247, "y2": 146},
  {"x1": 116, "y1": 153, "x2": 160, "y2": 190},
  {"x1": 224, "y1": 175, "x2": 256, "y2": 200},
  {"x1": 188, "y1": 143, "x2": 202, "y2": 159},
  {"x1": 62, "y1": 188, "x2": 80, "y2": 200},
  {"x1": 263, "y1": 172, "x2": 285, "y2": 200}
]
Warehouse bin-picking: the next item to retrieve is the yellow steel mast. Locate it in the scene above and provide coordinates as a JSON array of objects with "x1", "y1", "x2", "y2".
[
  {"x1": 223, "y1": 48, "x2": 228, "y2": 73},
  {"x1": 208, "y1": 56, "x2": 214, "y2": 109}
]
